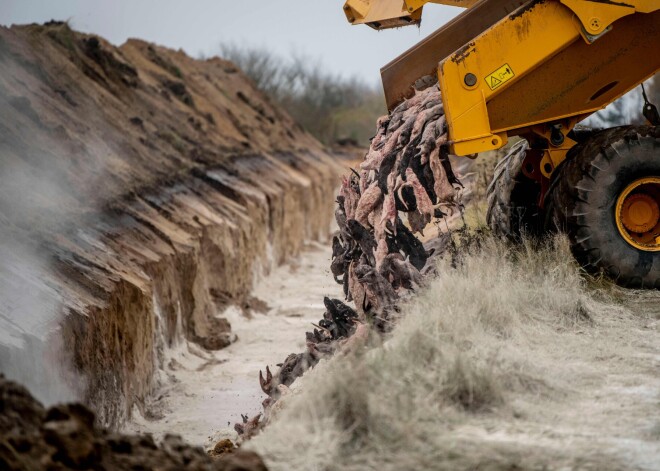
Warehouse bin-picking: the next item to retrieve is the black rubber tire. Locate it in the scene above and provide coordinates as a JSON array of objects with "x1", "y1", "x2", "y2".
[
  {"x1": 545, "y1": 126, "x2": 660, "y2": 289},
  {"x1": 486, "y1": 140, "x2": 543, "y2": 240}
]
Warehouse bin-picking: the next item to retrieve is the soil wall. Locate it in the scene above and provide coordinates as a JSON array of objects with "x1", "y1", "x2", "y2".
[{"x1": 0, "y1": 22, "x2": 343, "y2": 427}]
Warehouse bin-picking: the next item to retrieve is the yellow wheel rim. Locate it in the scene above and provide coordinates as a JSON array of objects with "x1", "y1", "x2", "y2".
[{"x1": 615, "y1": 177, "x2": 660, "y2": 252}]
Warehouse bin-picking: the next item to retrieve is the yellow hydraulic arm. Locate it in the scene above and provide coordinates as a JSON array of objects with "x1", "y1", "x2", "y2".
[
  {"x1": 438, "y1": 0, "x2": 659, "y2": 164},
  {"x1": 345, "y1": 0, "x2": 660, "y2": 176}
]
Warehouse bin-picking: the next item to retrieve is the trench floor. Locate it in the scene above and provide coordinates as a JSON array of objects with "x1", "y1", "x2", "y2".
[{"x1": 124, "y1": 240, "x2": 343, "y2": 447}]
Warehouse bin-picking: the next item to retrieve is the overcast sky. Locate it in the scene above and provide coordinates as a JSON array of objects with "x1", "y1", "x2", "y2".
[{"x1": 0, "y1": 1, "x2": 461, "y2": 84}]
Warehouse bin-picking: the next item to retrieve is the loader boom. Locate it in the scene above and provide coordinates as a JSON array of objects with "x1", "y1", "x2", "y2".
[
  {"x1": 343, "y1": 0, "x2": 660, "y2": 285},
  {"x1": 345, "y1": 0, "x2": 659, "y2": 175}
]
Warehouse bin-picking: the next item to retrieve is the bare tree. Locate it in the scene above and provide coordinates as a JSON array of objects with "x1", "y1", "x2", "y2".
[{"x1": 218, "y1": 44, "x2": 385, "y2": 146}]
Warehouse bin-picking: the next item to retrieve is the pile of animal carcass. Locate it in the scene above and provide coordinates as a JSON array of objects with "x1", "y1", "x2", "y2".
[{"x1": 235, "y1": 84, "x2": 464, "y2": 440}]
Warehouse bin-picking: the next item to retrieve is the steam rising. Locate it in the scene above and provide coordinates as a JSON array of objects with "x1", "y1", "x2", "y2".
[
  {"x1": 0, "y1": 86, "x2": 83, "y2": 405},
  {"x1": 0, "y1": 223, "x2": 82, "y2": 405}
]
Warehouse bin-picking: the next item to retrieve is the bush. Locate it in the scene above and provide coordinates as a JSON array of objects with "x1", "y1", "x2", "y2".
[{"x1": 219, "y1": 44, "x2": 385, "y2": 147}]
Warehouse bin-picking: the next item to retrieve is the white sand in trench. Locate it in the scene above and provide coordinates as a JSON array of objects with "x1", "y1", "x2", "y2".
[{"x1": 124, "y1": 241, "x2": 343, "y2": 448}]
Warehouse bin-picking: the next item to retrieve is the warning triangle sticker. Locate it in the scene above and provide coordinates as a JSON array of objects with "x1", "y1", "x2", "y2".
[{"x1": 485, "y1": 64, "x2": 515, "y2": 90}]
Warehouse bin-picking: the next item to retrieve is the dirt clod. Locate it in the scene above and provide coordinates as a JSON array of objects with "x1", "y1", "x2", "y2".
[
  {"x1": 0, "y1": 374, "x2": 268, "y2": 470},
  {"x1": 209, "y1": 438, "x2": 235, "y2": 457}
]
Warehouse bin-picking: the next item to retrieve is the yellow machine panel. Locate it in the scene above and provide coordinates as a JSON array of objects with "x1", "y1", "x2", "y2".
[
  {"x1": 343, "y1": 0, "x2": 479, "y2": 29},
  {"x1": 437, "y1": 0, "x2": 660, "y2": 157}
]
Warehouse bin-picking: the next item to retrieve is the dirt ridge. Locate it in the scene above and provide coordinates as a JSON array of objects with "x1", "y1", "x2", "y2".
[{"x1": 0, "y1": 22, "x2": 342, "y2": 427}]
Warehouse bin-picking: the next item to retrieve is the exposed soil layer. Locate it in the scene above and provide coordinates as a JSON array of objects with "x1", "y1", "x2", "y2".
[
  {"x1": 0, "y1": 374, "x2": 267, "y2": 470},
  {"x1": 0, "y1": 22, "x2": 342, "y2": 427}
]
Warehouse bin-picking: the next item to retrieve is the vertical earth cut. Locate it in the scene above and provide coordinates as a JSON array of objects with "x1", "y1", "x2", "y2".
[{"x1": 0, "y1": 22, "x2": 343, "y2": 428}]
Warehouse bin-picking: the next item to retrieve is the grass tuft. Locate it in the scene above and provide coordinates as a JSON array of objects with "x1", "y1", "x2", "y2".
[{"x1": 248, "y1": 233, "x2": 630, "y2": 470}]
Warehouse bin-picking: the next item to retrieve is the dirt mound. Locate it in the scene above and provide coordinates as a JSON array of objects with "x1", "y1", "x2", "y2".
[
  {"x1": 0, "y1": 374, "x2": 266, "y2": 470},
  {"x1": 0, "y1": 21, "x2": 342, "y2": 427}
]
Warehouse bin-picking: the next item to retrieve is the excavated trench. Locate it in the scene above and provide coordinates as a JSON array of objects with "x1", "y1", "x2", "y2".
[
  {"x1": 3, "y1": 22, "x2": 658, "y2": 471},
  {"x1": 0, "y1": 22, "x2": 343, "y2": 429}
]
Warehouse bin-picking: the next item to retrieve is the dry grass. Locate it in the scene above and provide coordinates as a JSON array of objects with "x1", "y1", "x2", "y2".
[{"x1": 248, "y1": 233, "x2": 659, "y2": 471}]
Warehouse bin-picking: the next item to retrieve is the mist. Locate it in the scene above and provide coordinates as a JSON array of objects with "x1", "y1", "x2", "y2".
[{"x1": 0, "y1": 60, "x2": 86, "y2": 405}]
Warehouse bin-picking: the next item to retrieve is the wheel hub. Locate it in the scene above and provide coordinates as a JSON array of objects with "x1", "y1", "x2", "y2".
[
  {"x1": 621, "y1": 193, "x2": 660, "y2": 233},
  {"x1": 615, "y1": 177, "x2": 660, "y2": 252}
]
